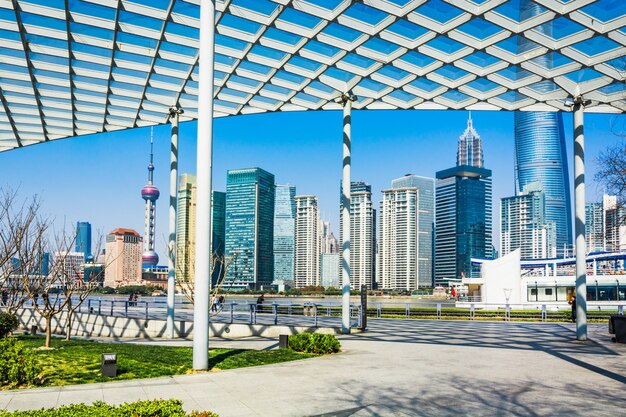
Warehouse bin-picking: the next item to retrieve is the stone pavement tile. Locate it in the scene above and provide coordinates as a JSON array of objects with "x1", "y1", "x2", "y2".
[
  {"x1": 0, "y1": 395, "x2": 12, "y2": 410},
  {"x1": 238, "y1": 398, "x2": 305, "y2": 417},
  {"x1": 100, "y1": 386, "x2": 149, "y2": 406},
  {"x1": 4, "y1": 391, "x2": 60, "y2": 412},
  {"x1": 193, "y1": 398, "x2": 256, "y2": 417},
  {"x1": 56, "y1": 388, "x2": 103, "y2": 407}
]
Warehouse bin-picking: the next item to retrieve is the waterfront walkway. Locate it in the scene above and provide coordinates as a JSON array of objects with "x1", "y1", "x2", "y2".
[{"x1": 1, "y1": 320, "x2": 625, "y2": 416}]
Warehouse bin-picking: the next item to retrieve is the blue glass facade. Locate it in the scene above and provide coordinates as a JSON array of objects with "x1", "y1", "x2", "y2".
[
  {"x1": 273, "y1": 185, "x2": 296, "y2": 284},
  {"x1": 225, "y1": 168, "x2": 275, "y2": 289},
  {"x1": 514, "y1": 112, "x2": 572, "y2": 257},
  {"x1": 75, "y1": 221, "x2": 92, "y2": 260},
  {"x1": 435, "y1": 166, "x2": 492, "y2": 284},
  {"x1": 212, "y1": 191, "x2": 226, "y2": 286}
]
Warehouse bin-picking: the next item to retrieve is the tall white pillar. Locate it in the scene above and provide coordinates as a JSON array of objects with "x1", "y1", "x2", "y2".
[
  {"x1": 193, "y1": 0, "x2": 216, "y2": 370},
  {"x1": 340, "y1": 93, "x2": 355, "y2": 334},
  {"x1": 572, "y1": 96, "x2": 589, "y2": 341},
  {"x1": 166, "y1": 107, "x2": 183, "y2": 339}
]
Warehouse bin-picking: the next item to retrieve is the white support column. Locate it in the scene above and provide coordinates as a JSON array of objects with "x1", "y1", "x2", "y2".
[
  {"x1": 340, "y1": 93, "x2": 355, "y2": 334},
  {"x1": 166, "y1": 106, "x2": 183, "y2": 339},
  {"x1": 572, "y1": 96, "x2": 589, "y2": 341},
  {"x1": 193, "y1": 0, "x2": 216, "y2": 370}
]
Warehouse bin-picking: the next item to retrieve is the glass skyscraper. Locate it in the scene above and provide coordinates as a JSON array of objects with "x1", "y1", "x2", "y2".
[
  {"x1": 175, "y1": 174, "x2": 226, "y2": 287},
  {"x1": 514, "y1": 111, "x2": 572, "y2": 257},
  {"x1": 225, "y1": 168, "x2": 275, "y2": 289},
  {"x1": 435, "y1": 166, "x2": 493, "y2": 284},
  {"x1": 75, "y1": 221, "x2": 92, "y2": 260},
  {"x1": 273, "y1": 184, "x2": 296, "y2": 285}
]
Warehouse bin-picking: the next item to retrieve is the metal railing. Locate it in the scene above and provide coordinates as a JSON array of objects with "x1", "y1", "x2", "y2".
[{"x1": 21, "y1": 296, "x2": 626, "y2": 326}]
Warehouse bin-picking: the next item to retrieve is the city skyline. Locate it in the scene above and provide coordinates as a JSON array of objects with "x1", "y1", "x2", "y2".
[{"x1": 0, "y1": 110, "x2": 620, "y2": 264}]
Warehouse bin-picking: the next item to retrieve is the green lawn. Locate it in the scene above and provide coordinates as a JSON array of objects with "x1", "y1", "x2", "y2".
[{"x1": 9, "y1": 336, "x2": 315, "y2": 389}]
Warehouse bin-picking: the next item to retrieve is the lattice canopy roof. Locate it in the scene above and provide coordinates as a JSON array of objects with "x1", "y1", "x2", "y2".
[{"x1": 1, "y1": 0, "x2": 626, "y2": 151}]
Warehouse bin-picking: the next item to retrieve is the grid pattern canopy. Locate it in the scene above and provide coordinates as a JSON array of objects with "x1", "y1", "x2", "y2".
[{"x1": 1, "y1": 0, "x2": 626, "y2": 151}]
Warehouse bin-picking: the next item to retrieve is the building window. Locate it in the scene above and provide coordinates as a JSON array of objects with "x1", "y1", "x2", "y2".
[
  {"x1": 530, "y1": 288, "x2": 537, "y2": 296},
  {"x1": 545, "y1": 288, "x2": 553, "y2": 296}
]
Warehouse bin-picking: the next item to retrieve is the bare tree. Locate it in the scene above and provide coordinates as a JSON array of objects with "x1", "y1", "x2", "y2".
[
  {"x1": 24, "y1": 229, "x2": 78, "y2": 348},
  {"x1": 174, "y1": 240, "x2": 237, "y2": 310},
  {"x1": 60, "y1": 232, "x2": 107, "y2": 341},
  {"x1": 595, "y1": 138, "x2": 626, "y2": 202},
  {"x1": 0, "y1": 189, "x2": 48, "y2": 315}
]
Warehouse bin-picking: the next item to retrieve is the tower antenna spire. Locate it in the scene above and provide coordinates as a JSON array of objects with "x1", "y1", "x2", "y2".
[{"x1": 148, "y1": 127, "x2": 155, "y2": 184}]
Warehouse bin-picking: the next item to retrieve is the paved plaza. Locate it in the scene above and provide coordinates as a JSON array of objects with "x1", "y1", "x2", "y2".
[{"x1": 1, "y1": 319, "x2": 625, "y2": 417}]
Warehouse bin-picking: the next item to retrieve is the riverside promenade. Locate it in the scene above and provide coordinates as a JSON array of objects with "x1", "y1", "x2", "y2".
[{"x1": 1, "y1": 319, "x2": 625, "y2": 417}]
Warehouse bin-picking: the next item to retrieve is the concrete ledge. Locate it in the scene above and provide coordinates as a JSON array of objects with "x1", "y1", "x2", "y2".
[{"x1": 15, "y1": 308, "x2": 344, "y2": 339}]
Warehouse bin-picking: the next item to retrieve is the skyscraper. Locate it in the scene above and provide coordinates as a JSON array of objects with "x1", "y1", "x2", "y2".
[
  {"x1": 175, "y1": 174, "x2": 226, "y2": 286},
  {"x1": 274, "y1": 184, "x2": 296, "y2": 285},
  {"x1": 75, "y1": 222, "x2": 92, "y2": 261},
  {"x1": 585, "y1": 202, "x2": 605, "y2": 253},
  {"x1": 501, "y1": 183, "x2": 556, "y2": 260},
  {"x1": 339, "y1": 181, "x2": 375, "y2": 290},
  {"x1": 321, "y1": 221, "x2": 339, "y2": 254},
  {"x1": 390, "y1": 175, "x2": 435, "y2": 287},
  {"x1": 457, "y1": 113, "x2": 483, "y2": 168},
  {"x1": 435, "y1": 166, "x2": 493, "y2": 284},
  {"x1": 176, "y1": 174, "x2": 197, "y2": 285},
  {"x1": 379, "y1": 187, "x2": 419, "y2": 291},
  {"x1": 141, "y1": 129, "x2": 160, "y2": 267},
  {"x1": 320, "y1": 253, "x2": 340, "y2": 288},
  {"x1": 294, "y1": 195, "x2": 320, "y2": 288},
  {"x1": 225, "y1": 168, "x2": 275, "y2": 289},
  {"x1": 603, "y1": 194, "x2": 626, "y2": 253},
  {"x1": 105, "y1": 228, "x2": 142, "y2": 288},
  {"x1": 211, "y1": 191, "x2": 226, "y2": 286},
  {"x1": 514, "y1": 112, "x2": 572, "y2": 257}
]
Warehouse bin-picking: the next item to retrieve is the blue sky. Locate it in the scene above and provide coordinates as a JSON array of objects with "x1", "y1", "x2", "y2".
[{"x1": 1, "y1": 109, "x2": 623, "y2": 262}]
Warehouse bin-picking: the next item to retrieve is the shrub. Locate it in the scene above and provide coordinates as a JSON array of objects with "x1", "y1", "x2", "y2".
[
  {"x1": 0, "y1": 399, "x2": 219, "y2": 417},
  {"x1": 0, "y1": 313, "x2": 18, "y2": 338},
  {"x1": 287, "y1": 333, "x2": 341, "y2": 354},
  {"x1": 0, "y1": 337, "x2": 40, "y2": 387}
]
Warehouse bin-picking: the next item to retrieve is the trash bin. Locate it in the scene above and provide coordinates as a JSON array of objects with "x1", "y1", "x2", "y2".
[
  {"x1": 279, "y1": 334, "x2": 289, "y2": 349},
  {"x1": 30, "y1": 325, "x2": 37, "y2": 335},
  {"x1": 609, "y1": 315, "x2": 626, "y2": 343},
  {"x1": 101, "y1": 353, "x2": 117, "y2": 377}
]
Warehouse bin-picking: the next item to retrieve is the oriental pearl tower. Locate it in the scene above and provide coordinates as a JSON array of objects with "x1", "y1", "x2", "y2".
[{"x1": 141, "y1": 128, "x2": 160, "y2": 267}]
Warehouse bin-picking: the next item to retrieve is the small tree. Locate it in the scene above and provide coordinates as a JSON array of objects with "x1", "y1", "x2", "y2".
[
  {"x1": 173, "y1": 240, "x2": 237, "y2": 309},
  {"x1": 596, "y1": 140, "x2": 626, "y2": 203},
  {"x1": 0, "y1": 190, "x2": 47, "y2": 315},
  {"x1": 23, "y1": 230, "x2": 78, "y2": 348},
  {"x1": 60, "y1": 232, "x2": 108, "y2": 341}
]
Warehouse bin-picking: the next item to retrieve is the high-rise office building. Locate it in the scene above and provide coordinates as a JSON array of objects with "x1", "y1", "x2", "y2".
[
  {"x1": 294, "y1": 195, "x2": 320, "y2": 288},
  {"x1": 321, "y1": 221, "x2": 339, "y2": 254},
  {"x1": 514, "y1": 112, "x2": 572, "y2": 257},
  {"x1": 501, "y1": 183, "x2": 556, "y2": 260},
  {"x1": 457, "y1": 113, "x2": 483, "y2": 168},
  {"x1": 435, "y1": 166, "x2": 492, "y2": 284},
  {"x1": 75, "y1": 222, "x2": 92, "y2": 261},
  {"x1": 225, "y1": 168, "x2": 275, "y2": 289},
  {"x1": 390, "y1": 175, "x2": 435, "y2": 287},
  {"x1": 339, "y1": 181, "x2": 375, "y2": 289},
  {"x1": 176, "y1": 174, "x2": 197, "y2": 285},
  {"x1": 320, "y1": 253, "x2": 340, "y2": 288},
  {"x1": 104, "y1": 228, "x2": 142, "y2": 288},
  {"x1": 211, "y1": 191, "x2": 226, "y2": 286},
  {"x1": 274, "y1": 185, "x2": 296, "y2": 285},
  {"x1": 175, "y1": 173, "x2": 226, "y2": 286},
  {"x1": 586, "y1": 202, "x2": 605, "y2": 253},
  {"x1": 379, "y1": 187, "x2": 419, "y2": 291},
  {"x1": 604, "y1": 194, "x2": 626, "y2": 253}
]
